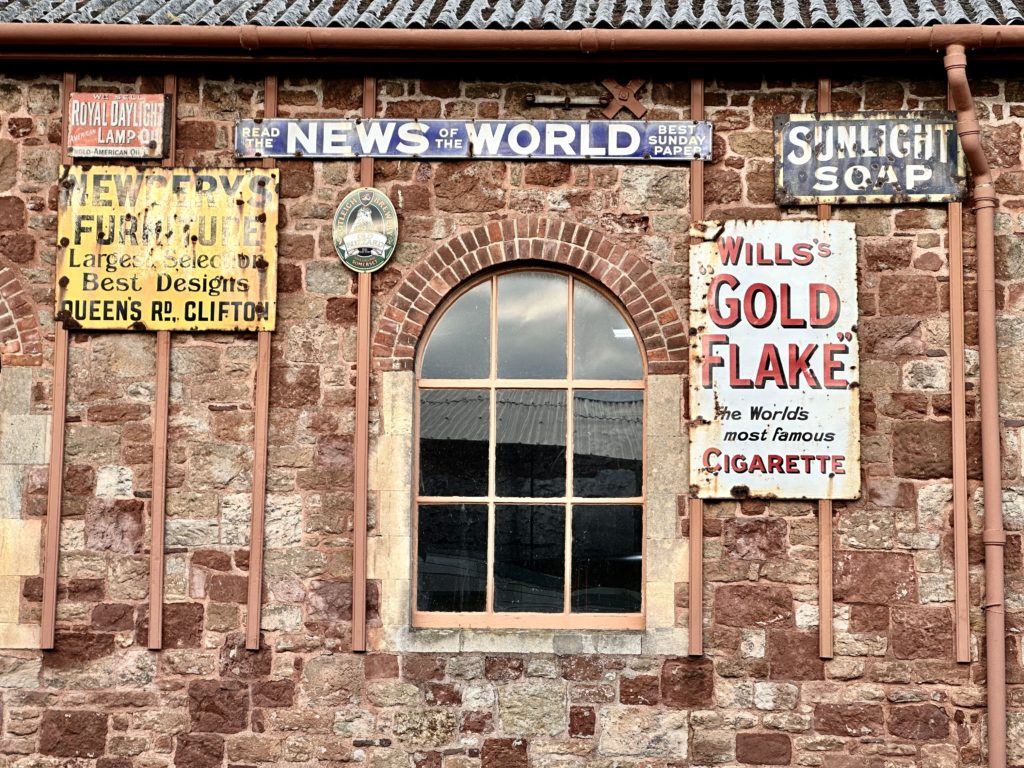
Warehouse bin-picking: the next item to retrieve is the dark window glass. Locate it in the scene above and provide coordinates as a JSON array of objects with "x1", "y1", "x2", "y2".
[
  {"x1": 496, "y1": 272, "x2": 568, "y2": 379},
  {"x1": 416, "y1": 271, "x2": 645, "y2": 619},
  {"x1": 496, "y1": 389, "x2": 566, "y2": 497},
  {"x1": 571, "y1": 504, "x2": 642, "y2": 613},
  {"x1": 573, "y1": 281, "x2": 643, "y2": 380},
  {"x1": 573, "y1": 390, "x2": 643, "y2": 498},
  {"x1": 419, "y1": 389, "x2": 489, "y2": 497},
  {"x1": 421, "y1": 281, "x2": 491, "y2": 378},
  {"x1": 494, "y1": 504, "x2": 565, "y2": 612},
  {"x1": 417, "y1": 504, "x2": 488, "y2": 612}
]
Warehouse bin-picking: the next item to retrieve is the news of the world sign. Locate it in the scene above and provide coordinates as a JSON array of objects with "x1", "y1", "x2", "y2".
[
  {"x1": 688, "y1": 219, "x2": 860, "y2": 501},
  {"x1": 235, "y1": 118, "x2": 712, "y2": 162}
]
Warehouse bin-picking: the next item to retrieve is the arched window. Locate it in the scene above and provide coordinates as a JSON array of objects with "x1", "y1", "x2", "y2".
[{"x1": 414, "y1": 269, "x2": 645, "y2": 629}]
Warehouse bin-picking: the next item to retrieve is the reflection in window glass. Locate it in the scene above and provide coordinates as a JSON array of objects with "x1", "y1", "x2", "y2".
[
  {"x1": 421, "y1": 281, "x2": 491, "y2": 378},
  {"x1": 497, "y1": 272, "x2": 568, "y2": 379},
  {"x1": 494, "y1": 505, "x2": 565, "y2": 612},
  {"x1": 571, "y1": 505, "x2": 642, "y2": 613},
  {"x1": 419, "y1": 389, "x2": 489, "y2": 497},
  {"x1": 573, "y1": 390, "x2": 643, "y2": 498},
  {"x1": 573, "y1": 281, "x2": 643, "y2": 380},
  {"x1": 417, "y1": 504, "x2": 488, "y2": 612},
  {"x1": 496, "y1": 389, "x2": 566, "y2": 498}
]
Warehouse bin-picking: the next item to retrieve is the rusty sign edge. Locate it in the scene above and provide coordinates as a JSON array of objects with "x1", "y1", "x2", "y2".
[
  {"x1": 773, "y1": 110, "x2": 966, "y2": 206},
  {"x1": 66, "y1": 93, "x2": 173, "y2": 160},
  {"x1": 688, "y1": 219, "x2": 861, "y2": 501},
  {"x1": 56, "y1": 164, "x2": 280, "y2": 333}
]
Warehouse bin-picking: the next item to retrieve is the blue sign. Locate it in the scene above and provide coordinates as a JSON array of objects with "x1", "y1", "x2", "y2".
[
  {"x1": 775, "y1": 111, "x2": 965, "y2": 205},
  {"x1": 236, "y1": 119, "x2": 712, "y2": 162}
]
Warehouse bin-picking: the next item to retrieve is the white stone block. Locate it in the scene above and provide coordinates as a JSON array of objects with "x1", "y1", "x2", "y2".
[
  {"x1": 220, "y1": 494, "x2": 252, "y2": 545},
  {"x1": 265, "y1": 494, "x2": 303, "y2": 547},
  {"x1": 0, "y1": 519, "x2": 40, "y2": 576},
  {"x1": 381, "y1": 371, "x2": 414, "y2": 437},
  {"x1": 0, "y1": 465, "x2": 23, "y2": 518},
  {"x1": 95, "y1": 465, "x2": 133, "y2": 499},
  {"x1": 596, "y1": 632, "x2": 642, "y2": 655},
  {"x1": 640, "y1": 627, "x2": 688, "y2": 656},
  {"x1": 0, "y1": 415, "x2": 50, "y2": 464},
  {"x1": 166, "y1": 518, "x2": 219, "y2": 548}
]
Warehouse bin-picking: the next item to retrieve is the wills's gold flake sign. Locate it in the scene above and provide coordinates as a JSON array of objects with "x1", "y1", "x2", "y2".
[
  {"x1": 57, "y1": 166, "x2": 279, "y2": 332},
  {"x1": 689, "y1": 220, "x2": 860, "y2": 500}
]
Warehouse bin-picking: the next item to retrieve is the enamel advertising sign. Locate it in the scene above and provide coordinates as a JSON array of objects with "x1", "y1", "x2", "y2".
[
  {"x1": 333, "y1": 188, "x2": 398, "y2": 273},
  {"x1": 774, "y1": 111, "x2": 965, "y2": 205},
  {"x1": 689, "y1": 220, "x2": 860, "y2": 500},
  {"x1": 236, "y1": 119, "x2": 713, "y2": 161},
  {"x1": 56, "y1": 165, "x2": 279, "y2": 332},
  {"x1": 66, "y1": 93, "x2": 172, "y2": 159}
]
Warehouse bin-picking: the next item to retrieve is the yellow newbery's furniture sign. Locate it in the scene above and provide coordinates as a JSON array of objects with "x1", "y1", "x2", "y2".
[{"x1": 56, "y1": 165, "x2": 279, "y2": 332}]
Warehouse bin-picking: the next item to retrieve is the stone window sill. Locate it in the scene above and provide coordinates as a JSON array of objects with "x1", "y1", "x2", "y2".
[{"x1": 377, "y1": 626, "x2": 691, "y2": 656}]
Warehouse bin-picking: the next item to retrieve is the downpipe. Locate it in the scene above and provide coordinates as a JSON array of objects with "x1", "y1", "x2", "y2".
[{"x1": 945, "y1": 43, "x2": 1007, "y2": 768}]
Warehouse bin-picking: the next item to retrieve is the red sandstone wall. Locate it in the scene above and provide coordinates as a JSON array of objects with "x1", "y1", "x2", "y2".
[{"x1": 0, "y1": 66, "x2": 1021, "y2": 767}]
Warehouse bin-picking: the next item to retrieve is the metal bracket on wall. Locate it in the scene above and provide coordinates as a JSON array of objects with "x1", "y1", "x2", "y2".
[
  {"x1": 601, "y1": 79, "x2": 648, "y2": 119},
  {"x1": 524, "y1": 92, "x2": 612, "y2": 109}
]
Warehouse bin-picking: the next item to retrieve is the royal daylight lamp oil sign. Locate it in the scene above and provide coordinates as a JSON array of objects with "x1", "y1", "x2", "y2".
[
  {"x1": 689, "y1": 220, "x2": 860, "y2": 500},
  {"x1": 66, "y1": 93, "x2": 172, "y2": 159}
]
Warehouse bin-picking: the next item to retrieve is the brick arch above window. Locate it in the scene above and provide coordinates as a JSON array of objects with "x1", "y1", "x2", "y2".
[
  {"x1": 0, "y1": 258, "x2": 42, "y2": 366},
  {"x1": 372, "y1": 217, "x2": 686, "y2": 374}
]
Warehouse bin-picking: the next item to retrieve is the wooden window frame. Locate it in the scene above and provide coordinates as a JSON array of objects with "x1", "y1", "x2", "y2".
[{"x1": 413, "y1": 267, "x2": 647, "y2": 631}]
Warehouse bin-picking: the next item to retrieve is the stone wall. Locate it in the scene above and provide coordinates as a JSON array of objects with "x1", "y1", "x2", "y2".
[{"x1": 0, "y1": 64, "x2": 1021, "y2": 767}]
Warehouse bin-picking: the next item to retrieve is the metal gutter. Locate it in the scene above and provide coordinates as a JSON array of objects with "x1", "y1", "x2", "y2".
[
  {"x1": 0, "y1": 24, "x2": 1021, "y2": 61},
  {"x1": 945, "y1": 43, "x2": 1007, "y2": 768}
]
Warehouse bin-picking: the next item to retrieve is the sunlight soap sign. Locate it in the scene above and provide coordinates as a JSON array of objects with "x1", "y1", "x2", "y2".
[
  {"x1": 774, "y1": 111, "x2": 964, "y2": 205},
  {"x1": 688, "y1": 220, "x2": 860, "y2": 500}
]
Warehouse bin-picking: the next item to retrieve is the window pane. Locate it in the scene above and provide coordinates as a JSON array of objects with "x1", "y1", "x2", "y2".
[
  {"x1": 419, "y1": 389, "x2": 489, "y2": 497},
  {"x1": 417, "y1": 504, "x2": 488, "y2": 612},
  {"x1": 496, "y1": 389, "x2": 566, "y2": 498},
  {"x1": 421, "y1": 281, "x2": 490, "y2": 378},
  {"x1": 571, "y1": 505, "x2": 642, "y2": 613},
  {"x1": 573, "y1": 281, "x2": 643, "y2": 380},
  {"x1": 497, "y1": 272, "x2": 567, "y2": 379},
  {"x1": 573, "y1": 390, "x2": 643, "y2": 498},
  {"x1": 494, "y1": 504, "x2": 565, "y2": 612}
]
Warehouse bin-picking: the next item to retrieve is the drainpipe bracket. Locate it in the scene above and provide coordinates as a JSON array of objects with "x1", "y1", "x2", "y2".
[
  {"x1": 982, "y1": 529, "x2": 1007, "y2": 546},
  {"x1": 240, "y1": 25, "x2": 261, "y2": 52},
  {"x1": 579, "y1": 29, "x2": 601, "y2": 55}
]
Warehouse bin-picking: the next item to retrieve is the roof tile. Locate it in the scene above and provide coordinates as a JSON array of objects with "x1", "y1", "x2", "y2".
[{"x1": 1, "y1": 0, "x2": 1023, "y2": 27}]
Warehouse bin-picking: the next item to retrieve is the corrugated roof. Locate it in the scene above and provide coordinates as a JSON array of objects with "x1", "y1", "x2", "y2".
[
  {"x1": 420, "y1": 389, "x2": 642, "y2": 461},
  {"x1": 1, "y1": 0, "x2": 1022, "y2": 28}
]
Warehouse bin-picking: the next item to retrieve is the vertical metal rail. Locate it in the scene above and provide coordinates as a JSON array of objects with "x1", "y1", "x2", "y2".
[
  {"x1": 41, "y1": 71, "x2": 77, "y2": 649},
  {"x1": 246, "y1": 75, "x2": 278, "y2": 651},
  {"x1": 816, "y1": 78, "x2": 834, "y2": 660},
  {"x1": 688, "y1": 76, "x2": 705, "y2": 657},
  {"x1": 947, "y1": 85, "x2": 971, "y2": 664},
  {"x1": 148, "y1": 73, "x2": 177, "y2": 650},
  {"x1": 352, "y1": 75, "x2": 377, "y2": 653}
]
